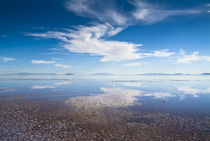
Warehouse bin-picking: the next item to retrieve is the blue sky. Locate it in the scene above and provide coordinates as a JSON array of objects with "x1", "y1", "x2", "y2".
[{"x1": 0, "y1": 0, "x2": 210, "y2": 74}]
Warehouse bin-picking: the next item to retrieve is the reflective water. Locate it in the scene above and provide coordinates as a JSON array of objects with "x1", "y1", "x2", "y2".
[
  {"x1": 0, "y1": 75, "x2": 210, "y2": 140},
  {"x1": 1, "y1": 75, "x2": 209, "y2": 112}
]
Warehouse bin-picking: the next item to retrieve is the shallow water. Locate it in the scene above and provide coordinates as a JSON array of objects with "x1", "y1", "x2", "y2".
[{"x1": 0, "y1": 75, "x2": 210, "y2": 140}]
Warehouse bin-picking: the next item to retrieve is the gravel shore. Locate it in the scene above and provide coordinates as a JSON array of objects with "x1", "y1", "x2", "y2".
[{"x1": 0, "y1": 95, "x2": 209, "y2": 141}]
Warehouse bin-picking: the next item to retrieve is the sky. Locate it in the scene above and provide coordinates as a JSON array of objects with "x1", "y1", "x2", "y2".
[{"x1": 0, "y1": 0, "x2": 210, "y2": 74}]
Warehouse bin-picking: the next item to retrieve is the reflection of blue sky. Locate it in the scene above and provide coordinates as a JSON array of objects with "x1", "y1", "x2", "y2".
[{"x1": 0, "y1": 76, "x2": 210, "y2": 111}]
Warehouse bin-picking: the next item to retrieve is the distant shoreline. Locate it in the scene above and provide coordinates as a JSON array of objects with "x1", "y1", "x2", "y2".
[{"x1": 0, "y1": 73, "x2": 210, "y2": 76}]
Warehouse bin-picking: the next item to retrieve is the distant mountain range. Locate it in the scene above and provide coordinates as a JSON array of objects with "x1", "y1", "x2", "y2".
[
  {"x1": 138, "y1": 73, "x2": 210, "y2": 75},
  {"x1": 201, "y1": 73, "x2": 210, "y2": 75},
  {"x1": 16, "y1": 73, "x2": 57, "y2": 75},
  {"x1": 0, "y1": 72, "x2": 210, "y2": 76},
  {"x1": 65, "y1": 73, "x2": 74, "y2": 75},
  {"x1": 91, "y1": 73, "x2": 210, "y2": 76},
  {"x1": 0, "y1": 72, "x2": 74, "y2": 75},
  {"x1": 137, "y1": 73, "x2": 190, "y2": 75},
  {"x1": 91, "y1": 73, "x2": 115, "y2": 76}
]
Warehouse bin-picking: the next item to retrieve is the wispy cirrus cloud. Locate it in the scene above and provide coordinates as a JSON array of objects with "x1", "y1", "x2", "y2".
[
  {"x1": 123, "y1": 50, "x2": 175, "y2": 66},
  {"x1": 0, "y1": 57, "x2": 16, "y2": 63},
  {"x1": 176, "y1": 49, "x2": 210, "y2": 63},
  {"x1": 27, "y1": 0, "x2": 207, "y2": 64},
  {"x1": 143, "y1": 49, "x2": 175, "y2": 57},
  {"x1": 28, "y1": 25, "x2": 198, "y2": 64},
  {"x1": 28, "y1": 28, "x2": 209, "y2": 65},
  {"x1": 28, "y1": 23, "x2": 142, "y2": 62},
  {"x1": 54, "y1": 64, "x2": 71, "y2": 68},
  {"x1": 130, "y1": 0, "x2": 203, "y2": 24},
  {"x1": 31, "y1": 60, "x2": 55, "y2": 64},
  {"x1": 65, "y1": 0, "x2": 127, "y2": 25},
  {"x1": 51, "y1": 57, "x2": 63, "y2": 61},
  {"x1": 31, "y1": 60, "x2": 71, "y2": 69},
  {"x1": 124, "y1": 62, "x2": 142, "y2": 67},
  {"x1": 65, "y1": 0, "x2": 204, "y2": 25}
]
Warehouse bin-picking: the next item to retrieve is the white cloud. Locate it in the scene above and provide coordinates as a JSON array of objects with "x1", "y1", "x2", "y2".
[
  {"x1": 31, "y1": 59, "x2": 71, "y2": 69},
  {"x1": 31, "y1": 85, "x2": 55, "y2": 90},
  {"x1": 176, "y1": 49, "x2": 210, "y2": 63},
  {"x1": 124, "y1": 62, "x2": 142, "y2": 67},
  {"x1": 0, "y1": 57, "x2": 16, "y2": 62},
  {"x1": 28, "y1": 30, "x2": 209, "y2": 65},
  {"x1": 65, "y1": 0, "x2": 203, "y2": 25},
  {"x1": 27, "y1": 1, "x2": 207, "y2": 64},
  {"x1": 65, "y1": 87, "x2": 141, "y2": 109},
  {"x1": 65, "y1": 0, "x2": 127, "y2": 25},
  {"x1": 28, "y1": 24, "x2": 142, "y2": 62},
  {"x1": 131, "y1": 1, "x2": 202, "y2": 24},
  {"x1": 54, "y1": 64, "x2": 71, "y2": 68},
  {"x1": 31, "y1": 60, "x2": 55, "y2": 64},
  {"x1": 28, "y1": 26, "x2": 188, "y2": 63},
  {"x1": 143, "y1": 49, "x2": 175, "y2": 57},
  {"x1": 51, "y1": 57, "x2": 62, "y2": 61}
]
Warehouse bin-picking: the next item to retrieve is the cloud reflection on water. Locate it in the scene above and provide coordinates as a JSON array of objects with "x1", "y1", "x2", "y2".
[
  {"x1": 122, "y1": 82, "x2": 145, "y2": 87},
  {"x1": 65, "y1": 87, "x2": 142, "y2": 109},
  {"x1": 0, "y1": 87, "x2": 15, "y2": 93},
  {"x1": 31, "y1": 85, "x2": 55, "y2": 90},
  {"x1": 144, "y1": 92, "x2": 175, "y2": 98},
  {"x1": 65, "y1": 87, "x2": 177, "y2": 109},
  {"x1": 54, "y1": 81, "x2": 72, "y2": 86},
  {"x1": 31, "y1": 81, "x2": 71, "y2": 90},
  {"x1": 177, "y1": 86, "x2": 210, "y2": 99}
]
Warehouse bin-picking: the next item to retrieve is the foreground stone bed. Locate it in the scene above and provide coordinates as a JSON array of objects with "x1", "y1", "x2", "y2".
[{"x1": 0, "y1": 96, "x2": 209, "y2": 141}]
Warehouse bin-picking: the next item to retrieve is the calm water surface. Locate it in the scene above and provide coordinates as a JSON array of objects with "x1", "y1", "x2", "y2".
[
  {"x1": 1, "y1": 75, "x2": 210, "y2": 113},
  {"x1": 0, "y1": 75, "x2": 209, "y2": 140}
]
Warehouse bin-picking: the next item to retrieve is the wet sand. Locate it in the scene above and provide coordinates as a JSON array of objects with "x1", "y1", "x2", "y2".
[{"x1": 0, "y1": 95, "x2": 209, "y2": 141}]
